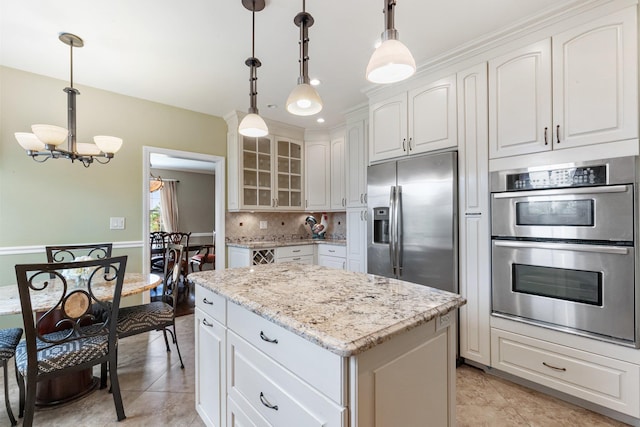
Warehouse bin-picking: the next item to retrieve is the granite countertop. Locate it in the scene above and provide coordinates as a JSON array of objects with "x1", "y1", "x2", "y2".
[
  {"x1": 226, "y1": 238, "x2": 346, "y2": 249},
  {"x1": 190, "y1": 263, "x2": 465, "y2": 357}
]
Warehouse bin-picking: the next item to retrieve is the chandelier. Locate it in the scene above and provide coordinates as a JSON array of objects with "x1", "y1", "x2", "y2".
[{"x1": 14, "y1": 33, "x2": 123, "y2": 167}]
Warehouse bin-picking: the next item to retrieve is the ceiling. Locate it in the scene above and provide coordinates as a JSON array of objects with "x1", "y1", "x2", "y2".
[{"x1": 1, "y1": 0, "x2": 579, "y2": 130}]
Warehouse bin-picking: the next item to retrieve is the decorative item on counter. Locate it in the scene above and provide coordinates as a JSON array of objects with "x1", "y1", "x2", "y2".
[
  {"x1": 62, "y1": 256, "x2": 95, "y2": 286},
  {"x1": 305, "y1": 214, "x2": 327, "y2": 239}
]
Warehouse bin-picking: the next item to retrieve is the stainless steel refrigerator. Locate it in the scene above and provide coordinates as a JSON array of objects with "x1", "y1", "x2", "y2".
[{"x1": 367, "y1": 151, "x2": 458, "y2": 293}]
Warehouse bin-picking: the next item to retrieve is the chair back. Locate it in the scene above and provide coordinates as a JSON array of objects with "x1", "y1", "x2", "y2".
[
  {"x1": 162, "y1": 244, "x2": 184, "y2": 310},
  {"x1": 45, "y1": 243, "x2": 113, "y2": 263},
  {"x1": 150, "y1": 232, "x2": 167, "y2": 251},
  {"x1": 165, "y1": 232, "x2": 190, "y2": 276},
  {"x1": 14, "y1": 256, "x2": 127, "y2": 373}
]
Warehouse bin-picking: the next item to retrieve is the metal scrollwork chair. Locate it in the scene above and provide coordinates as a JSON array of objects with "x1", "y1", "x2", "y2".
[
  {"x1": 14, "y1": 256, "x2": 128, "y2": 427},
  {"x1": 0, "y1": 328, "x2": 23, "y2": 426},
  {"x1": 45, "y1": 243, "x2": 113, "y2": 263},
  {"x1": 150, "y1": 232, "x2": 167, "y2": 274},
  {"x1": 116, "y1": 244, "x2": 185, "y2": 368}
]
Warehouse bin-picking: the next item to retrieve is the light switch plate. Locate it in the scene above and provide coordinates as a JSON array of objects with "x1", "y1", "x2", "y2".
[
  {"x1": 110, "y1": 217, "x2": 125, "y2": 230},
  {"x1": 259, "y1": 220, "x2": 268, "y2": 229}
]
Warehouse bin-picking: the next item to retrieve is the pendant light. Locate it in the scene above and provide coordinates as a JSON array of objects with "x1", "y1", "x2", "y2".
[
  {"x1": 286, "y1": 0, "x2": 323, "y2": 116},
  {"x1": 238, "y1": 0, "x2": 269, "y2": 137},
  {"x1": 14, "y1": 33, "x2": 123, "y2": 167},
  {"x1": 366, "y1": 0, "x2": 416, "y2": 84}
]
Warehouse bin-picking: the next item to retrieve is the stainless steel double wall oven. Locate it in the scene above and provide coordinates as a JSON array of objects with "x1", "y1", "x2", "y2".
[{"x1": 491, "y1": 156, "x2": 639, "y2": 346}]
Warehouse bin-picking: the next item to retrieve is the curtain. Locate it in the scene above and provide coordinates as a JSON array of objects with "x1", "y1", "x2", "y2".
[{"x1": 160, "y1": 181, "x2": 179, "y2": 232}]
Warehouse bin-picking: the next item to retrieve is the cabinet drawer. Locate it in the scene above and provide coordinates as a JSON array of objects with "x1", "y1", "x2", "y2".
[
  {"x1": 227, "y1": 302, "x2": 345, "y2": 404},
  {"x1": 228, "y1": 331, "x2": 346, "y2": 427},
  {"x1": 195, "y1": 285, "x2": 227, "y2": 325},
  {"x1": 276, "y1": 245, "x2": 313, "y2": 258},
  {"x1": 278, "y1": 255, "x2": 314, "y2": 264},
  {"x1": 318, "y1": 245, "x2": 346, "y2": 258},
  {"x1": 491, "y1": 328, "x2": 640, "y2": 417}
]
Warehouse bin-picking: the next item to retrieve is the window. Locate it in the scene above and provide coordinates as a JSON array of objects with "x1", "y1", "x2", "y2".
[{"x1": 150, "y1": 190, "x2": 162, "y2": 232}]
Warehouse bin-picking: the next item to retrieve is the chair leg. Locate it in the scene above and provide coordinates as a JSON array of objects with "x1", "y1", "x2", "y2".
[
  {"x1": 2, "y1": 361, "x2": 16, "y2": 426},
  {"x1": 108, "y1": 356, "x2": 126, "y2": 421},
  {"x1": 171, "y1": 324, "x2": 185, "y2": 369},
  {"x1": 15, "y1": 361, "x2": 24, "y2": 419},
  {"x1": 22, "y1": 373, "x2": 37, "y2": 427},
  {"x1": 100, "y1": 362, "x2": 108, "y2": 389},
  {"x1": 162, "y1": 329, "x2": 171, "y2": 352}
]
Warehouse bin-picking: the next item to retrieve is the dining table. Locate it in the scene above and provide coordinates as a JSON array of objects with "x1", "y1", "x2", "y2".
[{"x1": 0, "y1": 272, "x2": 162, "y2": 407}]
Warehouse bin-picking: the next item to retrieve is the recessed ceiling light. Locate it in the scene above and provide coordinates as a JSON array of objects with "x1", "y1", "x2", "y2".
[
  {"x1": 316, "y1": 118, "x2": 325, "y2": 123},
  {"x1": 310, "y1": 78, "x2": 321, "y2": 86},
  {"x1": 267, "y1": 104, "x2": 278, "y2": 109}
]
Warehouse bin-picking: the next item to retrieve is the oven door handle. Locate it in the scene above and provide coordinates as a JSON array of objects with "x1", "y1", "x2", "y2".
[
  {"x1": 492, "y1": 185, "x2": 630, "y2": 199},
  {"x1": 493, "y1": 240, "x2": 630, "y2": 254}
]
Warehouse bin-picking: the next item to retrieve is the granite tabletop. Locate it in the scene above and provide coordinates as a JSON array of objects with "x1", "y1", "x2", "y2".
[
  {"x1": 226, "y1": 238, "x2": 346, "y2": 249},
  {"x1": 190, "y1": 263, "x2": 466, "y2": 357}
]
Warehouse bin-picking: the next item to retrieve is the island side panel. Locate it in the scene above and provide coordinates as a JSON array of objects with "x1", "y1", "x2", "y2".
[{"x1": 352, "y1": 316, "x2": 457, "y2": 427}]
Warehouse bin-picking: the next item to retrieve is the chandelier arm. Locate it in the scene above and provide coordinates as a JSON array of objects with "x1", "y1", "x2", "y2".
[{"x1": 94, "y1": 156, "x2": 111, "y2": 165}]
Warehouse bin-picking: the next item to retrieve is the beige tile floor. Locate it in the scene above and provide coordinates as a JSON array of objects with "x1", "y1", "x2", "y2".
[{"x1": 0, "y1": 314, "x2": 630, "y2": 426}]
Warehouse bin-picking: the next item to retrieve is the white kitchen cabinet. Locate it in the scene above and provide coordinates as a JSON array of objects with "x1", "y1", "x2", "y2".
[
  {"x1": 457, "y1": 62, "x2": 491, "y2": 367},
  {"x1": 275, "y1": 137, "x2": 304, "y2": 210},
  {"x1": 330, "y1": 136, "x2": 346, "y2": 210},
  {"x1": 226, "y1": 113, "x2": 305, "y2": 211},
  {"x1": 195, "y1": 287, "x2": 227, "y2": 427},
  {"x1": 346, "y1": 207, "x2": 367, "y2": 273},
  {"x1": 492, "y1": 328, "x2": 640, "y2": 418},
  {"x1": 275, "y1": 245, "x2": 314, "y2": 264},
  {"x1": 369, "y1": 75, "x2": 457, "y2": 163},
  {"x1": 489, "y1": 7, "x2": 637, "y2": 159},
  {"x1": 305, "y1": 139, "x2": 331, "y2": 211},
  {"x1": 317, "y1": 244, "x2": 346, "y2": 270},
  {"x1": 228, "y1": 246, "x2": 275, "y2": 268},
  {"x1": 345, "y1": 114, "x2": 368, "y2": 208}
]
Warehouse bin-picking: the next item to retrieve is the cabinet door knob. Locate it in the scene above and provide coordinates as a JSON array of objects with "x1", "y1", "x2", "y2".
[
  {"x1": 409, "y1": 137, "x2": 413, "y2": 151},
  {"x1": 556, "y1": 125, "x2": 561, "y2": 144},
  {"x1": 544, "y1": 127, "x2": 548, "y2": 145},
  {"x1": 259, "y1": 330, "x2": 279, "y2": 344},
  {"x1": 402, "y1": 138, "x2": 407, "y2": 151}
]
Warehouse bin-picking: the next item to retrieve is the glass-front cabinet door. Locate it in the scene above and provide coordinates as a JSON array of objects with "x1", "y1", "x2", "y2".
[
  {"x1": 275, "y1": 138, "x2": 303, "y2": 210},
  {"x1": 242, "y1": 135, "x2": 274, "y2": 209}
]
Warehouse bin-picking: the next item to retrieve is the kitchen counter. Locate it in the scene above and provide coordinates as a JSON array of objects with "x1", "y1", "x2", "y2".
[
  {"x1": 190, "y1": 263, "x2": 465, "y2": 356},
  {"x1": 226, "y1": 238, "x2": 346, "y2": 250}
]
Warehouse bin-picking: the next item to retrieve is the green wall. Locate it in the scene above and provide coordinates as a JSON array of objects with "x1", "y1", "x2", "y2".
[{"x1": 0, "y1": 66, "x2": 227, "y2": 326}]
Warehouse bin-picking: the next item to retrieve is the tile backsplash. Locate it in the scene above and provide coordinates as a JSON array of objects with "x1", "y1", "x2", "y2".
[{"x1": 226, "y1": 211, "x2": 346, "y2": 242}]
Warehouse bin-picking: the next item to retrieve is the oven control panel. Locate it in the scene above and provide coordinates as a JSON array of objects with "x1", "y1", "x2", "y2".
[{"x1": 506, "y1": 165, "x2": 607, "y2": 190}]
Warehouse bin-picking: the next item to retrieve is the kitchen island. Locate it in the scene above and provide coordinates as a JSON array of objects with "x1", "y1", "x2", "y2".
[{"x1": 190, "y1": 263, "x2": 465, "y2": 427}]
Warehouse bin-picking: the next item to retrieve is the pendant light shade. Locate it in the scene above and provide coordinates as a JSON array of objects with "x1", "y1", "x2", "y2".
[
  {"x1": 287, "y1": 0, "x2": 323, "y2": 116},
  {"x1": 286, "y1": 82, "x2": 322, "y2": 116},
  {"x1": 238, "y1": 113, "x2": 269, "y2": 137},
  {"x1": 239, "y1": 0, "x2": 269, "y2": 137},
  {"x1": 366, "y1": 0, "x2": 416, "y2": 84}
]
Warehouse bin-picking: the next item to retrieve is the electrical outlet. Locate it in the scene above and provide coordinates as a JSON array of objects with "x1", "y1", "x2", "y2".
[
  {"x1": 259, "y1": 221, "x2": 268, "y2": 229},
  {"x1": 110, "y1": 217, "x2": 125, "y2": 230}
]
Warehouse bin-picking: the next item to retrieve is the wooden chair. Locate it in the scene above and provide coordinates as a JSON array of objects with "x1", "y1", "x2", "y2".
[
  {"x1": 189, "y1": 244, "x2": 215, "y2": 272},
  {"x1": 45, "y1": 243, "x2": 113, "y2": 263},
  {"x1": 149, "y1": 232, "x2": 167, "y2": 274},
  {"x1": 116, "y1": 244, "x2": 185, "y2": 369},
  {"x1": 14, "y1": 256, "x2": 128, "y2": 427},
  {"x1": 0, "y1": 328, "x2": 22, "y2": 426}
]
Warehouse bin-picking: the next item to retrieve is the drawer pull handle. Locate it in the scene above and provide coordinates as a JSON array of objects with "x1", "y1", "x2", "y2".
[
  {"x1": 259, "y1": 331, "x2": 278, "y2": 344},
  {"x1": 293, "y1": 249, "x2": 301, "y2": 253},
  {"x1": 202, "y1": 319, "x2": 214, "y2": 327},
  {"x1": 202, "y1": 298, "x2": 214, "y2": 305},
  {"x1": 542, "y1": 362, "x2": 566, "y2": 372},
  {"x1": 259, "y1": 392, "x2": 279, "y2": 410},
  {"x1": 329, "y1": 249, "x2": 335, "y2": 253}
]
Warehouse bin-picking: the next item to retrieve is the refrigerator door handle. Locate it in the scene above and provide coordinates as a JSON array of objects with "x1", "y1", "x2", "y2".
[
  {"x1": 389, "y1": 186, "x2": 397, "y2": 275},
  {"x1": 396, "y1": 186, "x2": 403, "y2": 275}
]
